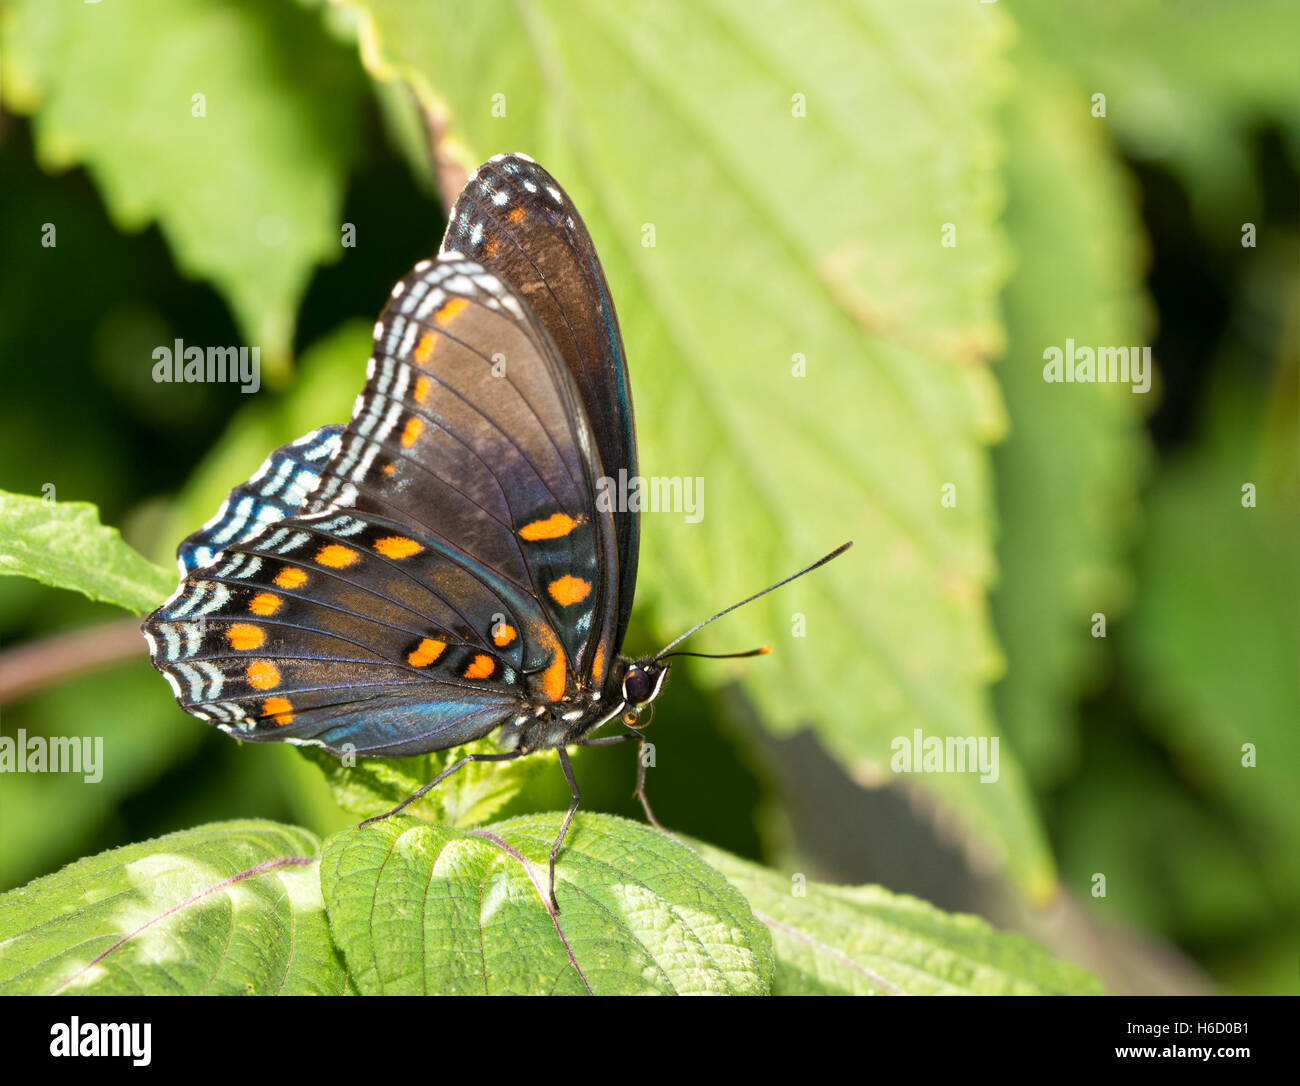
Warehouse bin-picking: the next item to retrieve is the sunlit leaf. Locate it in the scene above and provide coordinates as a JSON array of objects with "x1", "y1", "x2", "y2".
[
  {"x1": 695, "y1": 841, "x2": 1104, "y2": 995},
  {"x1": 299, "y1": 739, "x2": 546, "y2": 829},
  {"x1": 0, "y1": 820, "x2": 351, "y2": 995},
  {"x1": 321, "y1": 813, "x2": 773, "y2": 994},
  {"x1": 0, "y1": 491, "x2": 172, "y2": 614}
]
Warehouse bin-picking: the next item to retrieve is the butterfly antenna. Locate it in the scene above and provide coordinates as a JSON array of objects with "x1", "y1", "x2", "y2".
[
  {"x1": 654, "y1": 541, "x2": 852, "y2": 660},
  {"x1": 659, "y1": 646, "x2": 772, "y2": 661}
]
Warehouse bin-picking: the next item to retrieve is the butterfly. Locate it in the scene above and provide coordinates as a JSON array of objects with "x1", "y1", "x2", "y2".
[{"x1": 143, "y1": 153, "x2": 849, "y2": 910}]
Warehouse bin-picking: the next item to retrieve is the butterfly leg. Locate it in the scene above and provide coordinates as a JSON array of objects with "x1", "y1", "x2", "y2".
[
  {"x1": 549, "y1": 746, "x2": 582, "y2": 912},
  {"x1": 631, "y1": 735, "x2": 669, "y2": 834},
  {"x1": 358, "y1": 750, "x2": 524, "y2": 828},
  {"x1": 578, "y1": 732, "x2": 669, "y2": 834}
]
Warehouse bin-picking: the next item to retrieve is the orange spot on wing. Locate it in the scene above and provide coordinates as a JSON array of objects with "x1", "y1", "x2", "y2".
[
  {"x1": 316, "y1": 544, "x2": 358, "y2": 568},
  {"x1": 414, "y1": 375, "x2": 432, "y2": 403},
  {"x1": 434, "y1": 297, "x2": 469, "y2": 326},
  {"x1": 540, "y1": 651, "x2": 567, "y2": 702},
  {"x1": 381, "y1": 462, "x2": 396, "y2": 477},
  {"x1": 518, "y1": 513, "x2": 582, "y2": 541},
  {"x1": 262, "y1": 696, "x2": 293, "y2": 726},
  {"x1": 414, "y1": 332, "x2": 437, "y2": 365},
  {"x1": 408, "y1": 638, "x2": 446, "y2": 667},
  {"x1": 548, "y1": 575, "x2": 591, "y2": 607},
  {"x1": 463, "y1": 654, "x2": 495, "y2": 680},
  {"x1": 249, "y1": 592, "x2": 281, "y2": 616},
  {"x1": 247, "y1": 660, "x2": 281, "y2": 690},
  {"x1": 492, "y1": 623, "x2": 517, "y2": 647},
  {"x1": 484, "y1": 237, "x2": 500, "y2": 258},
  {"x1": 401, "y1": 417, "x2": 424, "y2": 447},
  {"x1": 507, "y1": 207, "x2": 525, "y2": 224},
  {"x1": 226, "y1": 624, "x2": 265, "y2": 651},
  {"x1": 274, "y1": 568, "x2": 307, "y2": 590},
  {"x1": 375, "y1": 536, "x2": 422, "y2": 559}
]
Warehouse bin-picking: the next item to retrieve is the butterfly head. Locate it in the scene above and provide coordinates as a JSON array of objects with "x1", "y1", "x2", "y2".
[{"x1": 618, "y1": 658, "x2": 670, "y2": 729}]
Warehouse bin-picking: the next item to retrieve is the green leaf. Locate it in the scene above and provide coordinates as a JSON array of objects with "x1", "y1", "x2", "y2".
[
  {"x1": 1007, "y1": 0, "x2": 1300, "y2": 230},
  {"x1": 320, "y1": 813, "x2": 774, "y2": 994},
  {"x1": 335, "y1": 0, "x2": 1054, "y2": 898},
  {"x1": 1121, "y1": 372, "x2": 1300, "y2": 900},
  {"x1": 0, "y1": 0, "x2": 365, "y2": 374},
  {"x1": 0, "y1": 820, "x2": 351, "y2": 995},
  {"x1": 990, "y1": 48, "x2": 1152, "y2": 783},
  {"x1": 694, "y1": 842, "x2": 1103, "y2": 995},
  {"x1": 0, "y1": 490, "x2": 174, "y2": 614},
  {"x1": 0, "y1": 658, "x2": 206, "y2": 893},
  {"x1": 298, "y1": 739, "x2": 544, "y2": 828}
]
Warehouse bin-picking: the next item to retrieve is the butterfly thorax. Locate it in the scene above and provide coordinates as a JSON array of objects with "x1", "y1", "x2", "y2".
[{"x1": 494, "y1": 655, "x2": 667, "y2": 754}]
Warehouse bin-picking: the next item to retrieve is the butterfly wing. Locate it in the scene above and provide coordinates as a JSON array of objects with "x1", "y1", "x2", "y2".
[
  {"x1": 442, "y1": 153, "x2": 640, "y2": 661},
  {"x1": 174, "y1": 425, "x2": 342, "y2": 572},
  {"x1": 313, "y1": 256, "x2": 619, "y2": 682},
  {"x1": 143, "y1": 256, "x2": 621, "y2": 755}
]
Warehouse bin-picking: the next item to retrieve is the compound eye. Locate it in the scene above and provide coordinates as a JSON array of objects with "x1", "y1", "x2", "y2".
[{"x1": 623, "y1": 667, "x2": 654, "y2": 703}]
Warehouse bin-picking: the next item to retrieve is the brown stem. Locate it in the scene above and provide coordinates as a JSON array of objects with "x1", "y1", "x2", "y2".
[
  {"x1": 0, "y1": 616, "x2": 146, "y2": 705},
  {"x1": 414, "y1": 85, "x2": 467, "y2": 215}
]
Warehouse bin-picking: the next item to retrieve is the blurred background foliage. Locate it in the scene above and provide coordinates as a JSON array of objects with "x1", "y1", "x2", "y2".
[{"x1": 0, "y1": 0, "x2": 1295, "y2": 994}]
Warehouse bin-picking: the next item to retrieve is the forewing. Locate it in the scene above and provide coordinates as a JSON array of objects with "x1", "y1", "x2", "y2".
[
  {"x1": 308, "y1": 256, "x2": 619, "y2": 686},
  {"x1": 443, "y1": 153, "x2": 639, "y2": 658}
]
